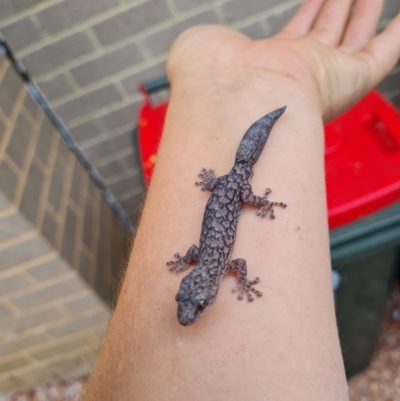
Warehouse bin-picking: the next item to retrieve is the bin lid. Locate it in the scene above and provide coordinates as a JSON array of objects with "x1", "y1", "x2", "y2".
[
  {"x1": 326, "y1": 91, "x2": 400, "y2": 229},
  {"x1": 137, "y1": 90, "x2": 400, "y2": 230}
]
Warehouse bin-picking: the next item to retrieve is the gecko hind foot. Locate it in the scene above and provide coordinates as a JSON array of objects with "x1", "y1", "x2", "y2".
[
  {"x1": 195, "y1": 168, "x2": 217, "y2": 191},
  {"x1": 166, "y1": 252, "x2": 191, "y2": 273},
  {"x1": 232, "y1": 278, "x2": 263, "y2": 302}
]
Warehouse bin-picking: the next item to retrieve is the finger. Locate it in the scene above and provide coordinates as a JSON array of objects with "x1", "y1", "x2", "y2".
[
  {"x1": 361, "y1": 12, "x2": 400, "y2": 85},
  {"x1": 340, "y1": 0, "x2": 385, "y2": 53},
  {"x1": 308, "y1": 0, "x2": 354, "y2": 46},
  {"x1": 278, "y1": 0, "x2": 326, "y2": 38}
]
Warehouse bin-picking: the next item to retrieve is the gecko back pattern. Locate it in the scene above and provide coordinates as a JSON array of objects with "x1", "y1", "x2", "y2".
[{"x1": 167, "y1": 106, "x2": 287, "y2": 326}]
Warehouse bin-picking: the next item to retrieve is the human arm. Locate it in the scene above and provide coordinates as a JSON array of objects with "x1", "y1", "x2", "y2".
[{"x1": 83, "y1": 1, "x2": 400, "y2": 400}]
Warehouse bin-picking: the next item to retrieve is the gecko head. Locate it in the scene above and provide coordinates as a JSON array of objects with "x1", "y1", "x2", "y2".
[{"x1": 175, "y1": 270, "x2": 218, "y2": 326}]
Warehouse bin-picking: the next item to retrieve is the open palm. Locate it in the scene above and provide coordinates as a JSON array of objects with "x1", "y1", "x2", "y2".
[{"x1": 168, "y1": 0, "x2": 400, "y2": 121}]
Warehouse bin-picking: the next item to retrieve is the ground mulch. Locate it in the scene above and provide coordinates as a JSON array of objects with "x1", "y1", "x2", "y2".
[
  {"x1": 348, "y1": 285, "x2": 400, "y2": 401},
  {"x1": 0, "y1": 380, "x2": 86, "y2": 401}
]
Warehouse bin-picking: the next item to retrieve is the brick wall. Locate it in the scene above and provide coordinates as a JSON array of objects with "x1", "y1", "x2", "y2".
[
  {"x1": 0, "y1": 54, "x2": 131, "y2": 391},
  {"x1": 0, "y1": 0, "x2": 399, "y2": 392},
  {"x1": 1, "y1": 0, "x2": 397, "y2": 216}
]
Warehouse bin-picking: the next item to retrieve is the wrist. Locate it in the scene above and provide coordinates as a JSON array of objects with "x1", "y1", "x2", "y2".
[{"x1": 168, "y1": 63, "x2": 322, "y2": 117}]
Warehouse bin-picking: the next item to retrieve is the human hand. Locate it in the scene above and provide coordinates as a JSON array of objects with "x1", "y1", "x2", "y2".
[{"x1": 167, "y1": 0, "x2": 400, "y2": 121}]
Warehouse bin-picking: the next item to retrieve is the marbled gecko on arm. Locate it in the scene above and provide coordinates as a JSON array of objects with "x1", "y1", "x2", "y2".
[{"x1": 167, "y1": 107, "x2": 287, "y2": 326}]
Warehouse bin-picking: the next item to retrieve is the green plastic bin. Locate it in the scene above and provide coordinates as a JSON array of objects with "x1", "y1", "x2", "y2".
[{"x1": 331, "y1": 202, "x2": 400, "y2": 377}]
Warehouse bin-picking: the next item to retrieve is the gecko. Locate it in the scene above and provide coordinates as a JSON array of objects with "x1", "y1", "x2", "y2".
[{"x1": 167, "y1": 106, "x2": 287, "y2": 326}]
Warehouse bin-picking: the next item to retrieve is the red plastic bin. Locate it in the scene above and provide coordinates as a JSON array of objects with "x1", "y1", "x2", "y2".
[{"x1": 136, "y1": 88, "x2": 400, "y2": 230}]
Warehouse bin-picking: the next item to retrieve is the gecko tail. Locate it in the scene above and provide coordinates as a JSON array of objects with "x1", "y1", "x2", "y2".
[
  {"x1": 269, "y1": 105, "x2": 287, "y2": 120},
  {"x1": 235, "y1": 106, "x2": 287, "y2": 165}
]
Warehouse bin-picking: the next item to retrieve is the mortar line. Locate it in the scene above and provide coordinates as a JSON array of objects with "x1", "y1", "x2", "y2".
[
  {"x1": 65, "y1": 92, "x2": 142, "y2": 128},
  {"x1": 91, "y1": 147, "x2": 133, "y2": 168},
  {"x1": 63, "y1": 70, "x2": 80, "y2": 91},
  {"x1": 231, "y1": 0, "x2": 302, "y2": 30},
  {"x1": 103, "y1": 167, "x2": 140, "y2": 186},
  {"x1": 14, "y1": 112, "x2": 44, "y2": 207},
  {"x1": 0, "y1": 342, "x2": 102, "y2": 382},
  {"x1": 0, "y1": 0, "x2": 64, "y2": 28},
  {"x1": 20, "y1": 106, "x2": 37, "y2": 127},
  {"x1": 86, "y1": 27, "x2": 103, "y2": 51},
  {"x1": 0, "y1": 288, "x2": 94, "y2": 326},
  {"x1": 81, "y1": 243, "x2": 93, "y2": 258},
  {"x1": 47, "y1": 54, "x2": 166, "y2": 107},
  {"x1": 2, "y1": 154, "x2": 22, "y2": 176},
  {"x1": 0, "y1": 109, "x2": 8, "y2": 129},
  {"x1": 118, "y1": 185, "x2": 144, "y2": 201},
  {"x1": 45, "y1": 201, "x2": 63, "y2": 224},
  {"x1": 18, "y1": 269, "x2": 40, "y2": 286},
  {"x1": 79, "y1": 122, "x2": 136, "y2": 150},
  {"x1": 29, "y1": 14, "x2": 47, "y2": 40},
  {"x1": 54, "y1": 153, "x2": 76, "y2": 251},
  {"x1": 114, "y1": 80, "x2": 129, "y2": 100},
  {"x1": 73, "y1": 166, "x2": 89, "y2": 272},
  {"x1": 17, "y1": 0, "x2": 227, "y2": 85},
  {"x1": 0, "y1": 59, "x2": 10, "y2": 86},
  {"x1": 0, "y1": 86, "x2": 27, "y2": 162},
  {"x1": 31, "y1": 155, "x2": 49, "y2": 176},
  {"x1": 89, "y1": 188, "x2": 101, "y2": 287},
  {"x1": 2, "y1": 271, "x2": 76, "y2": 302},
  {"x1": 0, "y1": 252, "x2": 58, "y2": 280},
  {"x1": 67, "y1": 198, "x2": 80, "y2": 215},
  {"x1": 0, "y1": 299, "x2": 20, "y2": 315},
  {"x1": 12, "y1": 0, "x2": 151, "y2": 57},
  {"x1": 0, "y1": 204, "x2": 17, "y2": 219},
  {"x1": 0, "y1": 309, "x2": 109, "y2": 363},
  {"x1": 0, "y1": 230, "x2": 37, "y2": 251},
  {"x1": 0, "y1": 303, "x2": 108, "y2": 344}
]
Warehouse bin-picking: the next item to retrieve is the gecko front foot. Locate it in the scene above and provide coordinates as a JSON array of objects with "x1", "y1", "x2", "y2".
[
  {"x1": 166, "y1": 245, "x2": 200, "y2": 274},
  {"x1": 195, "y1": 168, "x2": 218, "y2": 191},
  {"x1": 232, "y1": 277, "x2": 263, "y2": 302},
  {"x1": 256, "y1": 188, "x2": 287, "y2": 219},
  {"x1": 167, "y1": 253, "x2": 191, "y2": 273}
]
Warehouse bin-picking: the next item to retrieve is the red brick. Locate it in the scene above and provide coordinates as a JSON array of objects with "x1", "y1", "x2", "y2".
[
  {"x1": 37, "y1": 0, "x2": 119, "y2": 34},
  {"x1": 93, "y1": 0, "x2": 171, "y2": 46},
  {"x1": 54, "y1": 84, "x2": 121, "y2": 123},
  {"x1": 21, "y1": 32, "x2": 95, "y2": 77},
  {"x1": 71, "y1": 43, "x2": 143, "y2": 87},
  {"x1": 0, "y1": 17, "x2": 41, "y2": 51},
  {"x1": 143, "y1": 10, "x2": 219, "y2": 57},
  {"x1": 37, "y1": 73, "x2": 72, "y2": 101}
]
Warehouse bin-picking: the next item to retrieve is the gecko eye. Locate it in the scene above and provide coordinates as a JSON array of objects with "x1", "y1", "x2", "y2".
[
  {"x1": 197, "y1": 299, "x2": 208, "y2": 311},
  {"x1": 175, "y1": 294, "x2": 181, "y2": 302}
]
